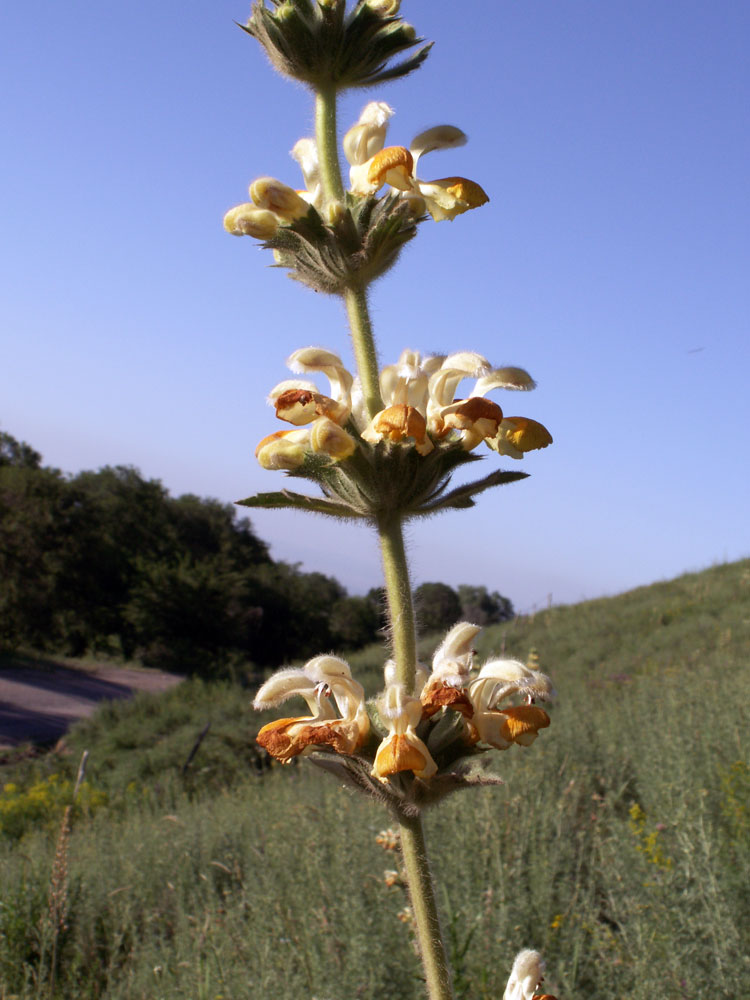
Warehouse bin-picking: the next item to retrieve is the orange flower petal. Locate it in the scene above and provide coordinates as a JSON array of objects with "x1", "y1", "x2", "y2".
[
  {"x1": 367, "y1": 146, "x2": 414, "y2": 190},
  {"x1": 256, "y1": 716, "x2": 309, "y2": 762},
  {"x1": 421, "y1": 682, "x2": 474, "y2": 718},
  {"x1": 429, "y1": 176, "x2": 489, "y2": 208},
  {"x1": 373, "y1": 734, "x2": 429, "y2": 777},
  {"x1": 502, "y1": 417, "x2": 553, "y2": 452},
  {"x1": 499, "y1": 705, "x2": 551, "y2": 745}
]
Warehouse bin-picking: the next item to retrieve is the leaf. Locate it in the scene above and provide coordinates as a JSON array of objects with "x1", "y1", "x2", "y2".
[
  {"x1": 410, "y1": 767, "x2": 505, "y2": 810},
  {"x1": 414, "y1": 469, "x2": 529, "y2": 515},
  {"x1": 235, "y1": 490, "x2": 364, "y2": 519}
]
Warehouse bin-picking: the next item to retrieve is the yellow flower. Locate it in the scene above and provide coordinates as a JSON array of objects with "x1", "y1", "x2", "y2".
[
  {"x1": 268, "y1": 347, "x2": 354, "y2": 424},
  {"x1": 255, "y1": 429, "x2": 310, "y2": 470},
  {"x1": 488, "y1": 416, "x2": 553, "y2": 458},
  {"x1": 223, "y1": 142, "x2": 322, "y2": 240},
  {"x1": 257, "y1": 347, "x2": 356, "y2": 469},
  {"x1": 426, "y1": 352, "x2": 536, "y2": 450},
  {"x1": 372, "y1": 684, "x2": 437, "y2": 781},
  {"x1": 254, "y1": 656, "x2": 369, "y2": 762},
  {"x1": 222, "y1": 204, "x2": 279, "y2": 238},
  {"x1": 360, "y1": 402, "x2": 434, "y2": 455},
  {"x1": 248, "y1": 177, "x2": 311, "y2": 221},
  {"x1": 439, "y1": 396, "x2": 505, "y2": 451},
  {"x1": 257, "y1": 345, "x2": 549, "y2": 468},
  {"x1": 309, "y1": 417, "x2": 356, "y2": 460}
]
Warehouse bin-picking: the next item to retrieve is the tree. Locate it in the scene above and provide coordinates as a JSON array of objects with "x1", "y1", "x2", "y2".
[
  {"x1": 414, "y1": 582, "x2": 462, "y2": 634},
  {"x1": 0, "y1": 430, "x2": 41, "y2": 469},
  {"x1": 0, "y1": 463, "x2": 69, "y2": 648},
  {"x1": 330, "y1": 596, "x2": 380, "y2": 649},
  {"x1": 456, "y1": 585, "x2": 514, "y2": 626}
]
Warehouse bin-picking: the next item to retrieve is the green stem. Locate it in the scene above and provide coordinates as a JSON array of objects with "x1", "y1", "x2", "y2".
[
  {"x1": 399, "y1": 812, "x2": 455, "y2": 1000},
  {"x1": 377, "y1": 514, "x2": 417, "y2": 693},
  {"x1": 345, "y1": 286, "x2": 383, "y2": 420},
  {"x1": 315, "y1": 77, "x2": 453, "y2": 1000},
  {"x1": 314, "y1": 86, "x2": 382, "y2": 417},
  {"x1": 380, "y1": 515, "x2": 455, "y2": 999},
  {"x1": 314, "y1": 85, "x2": 345, "y2": 203}
]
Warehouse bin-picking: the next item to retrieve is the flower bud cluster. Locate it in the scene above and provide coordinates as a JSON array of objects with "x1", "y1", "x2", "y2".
[
  {"x1": 244, "y1": 346, "x2": 552, "y2": 522},
  {"x1": 253, "y1": 621, "x2": 555, "y2": 810},
  {"x1": 241, "y1": 0, "x2": 431, "y2": 90},
  {"x1": 223, "y1": 103, "x2": 489, "y2": 293}
]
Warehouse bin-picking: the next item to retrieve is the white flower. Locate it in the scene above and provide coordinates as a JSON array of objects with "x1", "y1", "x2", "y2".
[
  {"x1": 268, "y1": 346, "x2": 354, "y2": 426},
  {"x1": 256, "y1": 345, "x2": 551, "y2": 470},
  {"x1": 420, "y1": 621, "x2": 481, "y2": 717},
  {"x1": 342, "y1": 101, "x2": 395, "y2": 171},
  {"x1": 290, "y1": 137, "x2": 324, "y2": 210},
  {"x1": 467, "y1": 659, "x2": 554, "y2": 750}
]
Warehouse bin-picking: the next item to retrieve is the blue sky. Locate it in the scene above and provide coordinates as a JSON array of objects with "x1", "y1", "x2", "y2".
[{"x1": 2, "y1": 1, "x2": 748, "y2": 612}]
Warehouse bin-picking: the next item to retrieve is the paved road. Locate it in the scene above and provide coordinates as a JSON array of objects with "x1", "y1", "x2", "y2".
[{"x1": 0, "y1": 660, "x2": 183, "y2": 749}]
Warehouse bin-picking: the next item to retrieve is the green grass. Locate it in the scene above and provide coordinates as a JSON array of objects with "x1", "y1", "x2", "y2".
[{"x1": 1, "y1": 559, "x2": 749, "y2": 998}]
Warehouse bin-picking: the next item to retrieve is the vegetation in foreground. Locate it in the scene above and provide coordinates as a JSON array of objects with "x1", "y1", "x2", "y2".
[{"x1": 1, "y1": 558, "x2": 749, "y2": 998}]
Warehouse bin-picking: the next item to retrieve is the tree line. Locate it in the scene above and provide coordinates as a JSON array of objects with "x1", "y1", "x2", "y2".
[{"x1": 0, "y1": 431, "x2": 513, "y2": 676}]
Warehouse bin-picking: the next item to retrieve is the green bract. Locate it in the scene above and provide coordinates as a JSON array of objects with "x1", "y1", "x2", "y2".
[
  {"x1": 241, "y1": 0, "x2": 432, "y2": 89},
  {"x1": 238, "y1": 439, "x2": 528, "y2": 521},
  {"x1": 267, "y1": 193, "x2": 420, "y2": 294}
]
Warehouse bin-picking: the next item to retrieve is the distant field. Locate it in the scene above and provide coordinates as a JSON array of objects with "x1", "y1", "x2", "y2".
[{"x1": 1, "y1": 559, "x2": 748, "y2": 998}]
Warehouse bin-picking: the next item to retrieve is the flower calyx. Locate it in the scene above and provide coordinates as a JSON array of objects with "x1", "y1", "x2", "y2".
[{"x1": 241, "y1": 0, "x2": 431, "y2": 90}]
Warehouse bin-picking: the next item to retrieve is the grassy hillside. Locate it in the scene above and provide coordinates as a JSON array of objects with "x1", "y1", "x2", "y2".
[{"x1": 1, "y1": 559, "x2": 748, "y2": 998}]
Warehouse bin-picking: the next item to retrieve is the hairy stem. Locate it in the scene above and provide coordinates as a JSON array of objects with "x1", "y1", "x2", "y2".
[
  {"x1": 315, "y1": 79, "x2": 453, "y2": 1000},
  {"x1": 345, "y1": 286, "x2": 383, "y2": 420},
  {"x1": 314, "y1": 85, "x2": 345, "y2": 203},
  {"x1": 315, "y1": 87, "x2": 382, "y2": 417},
  {"x1": 399, "y1": 812, "x2": 455, "y2": 1000},
  {"x1": 381, "y1": 516, "x2": 455, "y2": 999},
  {"x1": 377, "y1": 514, "x2": 417, "y2": 693}
]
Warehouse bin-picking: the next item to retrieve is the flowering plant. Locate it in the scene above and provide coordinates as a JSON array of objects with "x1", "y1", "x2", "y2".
[{"x1": 225, "y1": 2, "x2": 558, "y2": 996}]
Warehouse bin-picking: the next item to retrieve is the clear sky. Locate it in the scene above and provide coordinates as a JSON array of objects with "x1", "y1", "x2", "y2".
[{"x1": 2, "y1": 1, "x2": 748, "y2": 612}]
